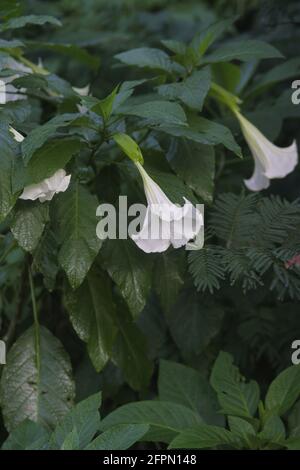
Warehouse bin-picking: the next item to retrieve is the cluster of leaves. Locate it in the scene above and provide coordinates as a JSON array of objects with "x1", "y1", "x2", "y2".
[
  {"x1": 0, "y1": 0, "x2": 300, "y2": 451},
  {"x1": 3, "y1": 356, "x2": 300, "y2": 450}
]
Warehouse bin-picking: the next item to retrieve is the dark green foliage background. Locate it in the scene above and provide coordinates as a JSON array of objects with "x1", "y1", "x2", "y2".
[{"x1": 0, "y1": 0, "x2": 300, "y2": 450}]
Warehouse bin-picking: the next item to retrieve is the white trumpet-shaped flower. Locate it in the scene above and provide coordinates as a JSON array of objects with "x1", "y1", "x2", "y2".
[
  {"x1": 131, "y1": 163, "x2": 203, "y2": 253},
  {"x1": 20, "y1": 169, "x2": 71, "y2": 203},
  {"x1": 235, "y1": 111, "x2": 298, "y2": 191},
  {"x1": 9, "y1": 126, "x2": 71, "y2": 203}
]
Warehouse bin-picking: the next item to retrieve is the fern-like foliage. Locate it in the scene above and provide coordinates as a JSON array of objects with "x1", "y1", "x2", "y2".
[{"x1": 189, "y1": 193, "x2": 300, "y2": 299}]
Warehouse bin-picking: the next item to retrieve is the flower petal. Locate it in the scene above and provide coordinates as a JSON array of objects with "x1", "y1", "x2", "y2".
[
  {"x1": 237, "y1": 111, "x2": 298, "y2": 191},
  {"x1": 131, "y1": 207, "x2": 171, "y2": 253}
]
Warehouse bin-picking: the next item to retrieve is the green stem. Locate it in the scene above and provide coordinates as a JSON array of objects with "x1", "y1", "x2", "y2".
[
  {"x1": 210, "y1": 82, "x2": 242, "y2": 113},
  {"x1": 28, "y1": 266, "x2": 40, "y2": 372}
]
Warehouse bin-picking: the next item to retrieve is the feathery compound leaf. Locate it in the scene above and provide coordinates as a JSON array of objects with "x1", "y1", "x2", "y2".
[
  {"x1": 210, "y1": 193, "x2": 259, "y2": 247},
  {"x1": 188, "y1": 246, "x2": 226, "y2": 293}
]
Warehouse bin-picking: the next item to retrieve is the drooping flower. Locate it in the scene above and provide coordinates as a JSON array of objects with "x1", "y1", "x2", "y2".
[
  {"x1": 20, "y1": 169, "x2": 71, "y2": 203},
  {"x1": 130, "y1": 162, "x2": 203, "y2": 253},
  {"x1": 235, "y1": 110, "x2": 298, "y2": 191},
  {"x1": 73, "y1": 84, "x2": 90, "y2": 114},
  {"x1": 9, "y1": 126, "x2": 24, "y2": 142}
]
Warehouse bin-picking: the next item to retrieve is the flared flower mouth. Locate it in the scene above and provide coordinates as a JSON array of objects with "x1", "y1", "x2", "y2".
[
  {"x1": 19, "y1": 169, "x2": 71, "y2": 203},
  {"x1": 131, "y1": 163, "x2": 203, "y2": 253},
  {"x1": 235, "y1": 111, "x2": 298, "y2": 191}
]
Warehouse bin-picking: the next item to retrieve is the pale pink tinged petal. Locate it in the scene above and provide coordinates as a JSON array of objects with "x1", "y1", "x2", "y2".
[
  {"x1": 57, "y1": 174, "x2": 71, "y2": 193},
  {"x1": 38, "y1": 191, "x2": 56, "y2": 203},
  {"x1": 73, "y1": 85, "x2": 90, "y2": 96},
  {"x1": 44, "y1": 169, "x2": 66, "y2": 191},
  {"x1": 131, "y1": 209, "x2": 171, "y2": 253},
  {"x1": 171, "y1": 200, "x2": 203, "y2": 248},
  {"x1": 244, "y1": 155, "x2": 270, "y2": 192},
  {"x1": 237, "y1": 111, "x2": 298, "y2": 191},
  {"x1": 9, "y1": 126, "x2": 24, "y2": 142},
  {"x1": 264, "y1": 140, "x2": 298, "y2": 179},
  {"x1": 19, "y1": 184, "x2": 47, "y2": 201}
]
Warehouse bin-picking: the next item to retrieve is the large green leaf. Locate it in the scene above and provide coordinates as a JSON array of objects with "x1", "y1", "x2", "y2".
[
  {"x1": 0, "y1": 326, "x2": 75, "y2": 431},
  {"x1": 1, "y1": 420, "x2": 50, "y2": 450},
  {"x1": 158, "y1": 360, "x2": 224, "y2": 426},
  {"x1": 65, "y1": 266, "x2": 117, "y2": 372},
  {"x1": 169, "y1": 424, "x2": 241, "y2": 449},
  {"x1": 265, "y1": 365, "x2": 300, "y2": 416},
  {"x1": 121, "y1": 100, "x2": 187, "y2": 126},
  {"x1": 25, "y1": 138, "x2": 80, "y2": 185},
  {"x1": 154, "y1": 250, "x2": 185, "y2": 313},
  {"x1": 56, "y1": 182, "x2": 101, "y2": 289},
  {"x1": 204, "y1": 40, "x2": 283, "y2": 63},
  {"x1": 0, "y1": 14, "x2": 61, "y2": 32},
  {"x1": 100, "y1": 401, "x2": 202, "y2": 443},
  {"x1": 50, "y1": 393, "x2": 102, "y2": 449},
  {"x1": 101, "y1": 239, "x2": 153, "y2": 318},
  {"x1": 22, "y1": 113, "x2": 78, "y2": 164},
  {"x1": 157, "y1": 68, "x2": 211, "y2": 111},
  {"x1": 85, "y1": 424, "x2": 149, "y2": 450},
  {"x1": 159, "y1": 116, "x2": 242, "y2": 157},
  {"x1": 115, "y1": 47, "x2": 182, "y2": 74},
  {"x1": 0, "y1": 123, "x2": 19, "y2": 221},
  {"x1": 112, "y1": 302, "x2": 153, "y2": 391},
  {"x1": 167, "y1": 139, "x2": 215, "y2": 203},
  {"x1": 210, "y1": 351, "x2": 260, "y2": 418},
  {"x1": 166, "y1": 289, "x2": 224, "y2": 358},
  {"x1": 11, "y1": 201, "x2": 49, "y2": 252}
]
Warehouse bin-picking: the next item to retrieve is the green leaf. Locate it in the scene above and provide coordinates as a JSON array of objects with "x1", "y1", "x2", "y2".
[
  {"x1": 154, "y1": 250, "x2": 185, "y2": 313},
  {"x1": 65, "y1": 266, "x2": 117, "y2": 372},
  {"x1": 50, "y1": 393, "x2": 102, "y2": 449},
  {"x1": 0, "y1": 38, "x2": 24, "y2": 48},
  {"x1": 158, "y1": 360, "x2": 224, "y2": 426},
  {"x1": 265, "y1": 365, "x2": 300, "y2": 416},
  {"x1": 25, "y1": 138, "x2": 80, "y2": 185},
  {"x1": 0, "y1": 123, "x2": 19, "y2": 221},
  {"x1": 85, "y1": 424, "x2": 149, "y2": 450},
  {"x1": 113, "y1": 133, "x2": 144, "y2": 164},
  {"x1": 166, "y1": 289, "x2": 224, "y2": 358},
  {"x1": 32, "y1": 228, "x2": 59, "y2": 290},
  {"x1": 121, "y1": 100, "x2": 187, "y2": 126},
  {"x1": 0, "y1": 14, "x2": 61, "y2": 32},
  {"x1": 190, "y1": 18, "x2": 235, "y2": 59},
  {"x1": 169, "y1": 424, "x2": 241, "y2": 449},
  {"x1": 258, "y1": 415, "x2": 285, "y2": 444},
  {"x1": 1, "y1": 420, "x2": 50, "y2": 450},
  {"x1": 100, "y1": 401, "x2": 202, "y2": 443},
  {"x1": 167, "y1": 139, "x2": 215, "y2": 203},
  {"x1": 0, "y1": 326, "x2": 75, "y2": 432},
  {"x1": 157, "y1": 67, "x2": 211, "y2": 111},
  {"x1": 61, "y1": 428, "x2": 80, "y2": 450},
  {"x1": 112, "y1": 302, "x2": 153, "y2": 391},
  {"x1": 204, "y1": 40, "x2": 283, "y2": 63},
  {"x1": 30, "y1": 42, "x2": 100, "y2": 70},
  {"x1": 101, "y1": 239, "x2": 152, "y2": 318},
  {"x1": 22, "y1": 113, "x2": 78, "y2": 164},
  {"x1": 93, "y1": 86, "x2": 119, "y2": 122},
  {"x1": 56, "y1": 182, "x2": 101, "y2": 289},
  {"x1": 228, "y1": 416, "x2": 256, "y2": 449},
  {"x1": 11, "y1": 201, "x2": 49, "y2": 252},
  {"x1": 246, "y1": 57, "x2": 300, "y2": 97},
  {"x1": 188, "y1": 246, "x2": 226, "y2": 293},
  {"x1": 159, "y1": 116, "x2": 242, "y2": 157},
  {"x1": 210, "y1": 351, "x2": 260, "y2": 418},
  {"x1": 115, "y1": 47, "x2": 182, "y2": 74}
]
